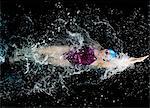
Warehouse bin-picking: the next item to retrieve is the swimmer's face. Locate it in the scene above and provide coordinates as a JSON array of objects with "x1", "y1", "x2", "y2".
[
  {"x1": 93, "y1": 49, "x2": 118, "y2": 67},
  {"x1": 104, "y1": 49, "x2": 118, "y2": 61}
]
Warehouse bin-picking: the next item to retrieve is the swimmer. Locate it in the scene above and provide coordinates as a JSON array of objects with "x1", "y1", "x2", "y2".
[{"x1": 34, "y1": 45, "x2": 149, "y2": 69}]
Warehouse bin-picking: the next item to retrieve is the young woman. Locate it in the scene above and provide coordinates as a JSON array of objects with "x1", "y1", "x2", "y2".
[{"x1": 34, "y1": 45, "x2": 149, "y2": 68}]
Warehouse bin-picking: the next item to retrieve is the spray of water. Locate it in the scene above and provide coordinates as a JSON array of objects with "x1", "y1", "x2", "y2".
[
  {"x1": 1, "y1": 4, "x2": 148, "y2": 101},
  {"x1": 7, "y1": 26, "x2": 138, "y2": 97}
]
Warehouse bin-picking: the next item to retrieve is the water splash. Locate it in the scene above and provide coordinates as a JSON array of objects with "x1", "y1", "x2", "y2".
[
  {"x1": 0, "y1": 41, "x2": 8, "y2": 64},
  {"x1": 103, "y1": 53, "x2": 133, "y2": 79},
  {"x1": 1, "y1": 3, "x2": 148, "y2": 102}
]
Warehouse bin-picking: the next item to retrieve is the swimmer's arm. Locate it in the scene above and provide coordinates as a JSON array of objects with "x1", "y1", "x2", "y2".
[
  {"x1": 126, "y1": 55, "x2": 149, "y2": 64},
  {"x1": 91, "y1": 55, "x2": 149, "y2": 68}
]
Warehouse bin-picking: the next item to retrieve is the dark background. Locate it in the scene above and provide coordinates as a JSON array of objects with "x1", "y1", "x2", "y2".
[
  {"x1": 1, "y1": 0, "x2": 149, "y2": 107},
  {"x1": 1, "y1": 0, "x2": 149, "y2": 16}
]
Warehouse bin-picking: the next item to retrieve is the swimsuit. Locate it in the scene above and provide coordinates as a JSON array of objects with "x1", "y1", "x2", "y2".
[{"x1": 65, "y1": 46, "x2": 96, "y2": 65}]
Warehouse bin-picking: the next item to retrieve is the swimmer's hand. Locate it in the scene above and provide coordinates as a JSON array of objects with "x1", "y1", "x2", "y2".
[{"x1": 126, "y1": 55, "x2": 149, "y2": 64}]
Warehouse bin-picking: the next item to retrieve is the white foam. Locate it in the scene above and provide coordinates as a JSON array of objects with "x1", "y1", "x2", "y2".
[
  {"x1": 103, "y1": 53, "x2": 134, "y2": 79},
  {"x1": 0, "y1": 56, "x2": 5, "y2": 64}
]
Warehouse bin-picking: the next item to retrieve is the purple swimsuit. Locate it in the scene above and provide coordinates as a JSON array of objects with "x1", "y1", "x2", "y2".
[{"x1": 65, "y1": 47, "x2": 96, "y2": 65}]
